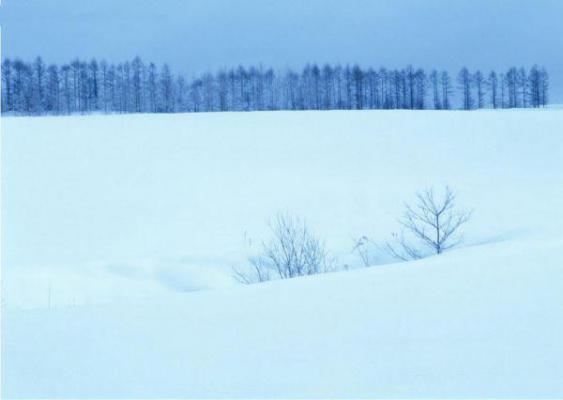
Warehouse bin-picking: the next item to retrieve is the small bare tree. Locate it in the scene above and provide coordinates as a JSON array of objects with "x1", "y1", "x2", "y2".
[
  {"x1": 234, "y1": 213, "x2": 333, "y2": 283},
  {"x1": 352, "y1": 235, "x2": 378, "y2": 267},
  {"x1": 384, "y1": 186, "x2": 472, "y2": 261}
]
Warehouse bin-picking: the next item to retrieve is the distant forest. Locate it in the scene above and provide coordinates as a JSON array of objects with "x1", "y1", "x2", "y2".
[{"x1": 1, "y1": 57, "x2": 549, "y2": 115}]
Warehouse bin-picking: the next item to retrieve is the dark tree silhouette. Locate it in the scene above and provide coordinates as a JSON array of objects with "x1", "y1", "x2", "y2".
[
  {"x1": 488, "y1": 71, "x2": 498, "y2": 109},
  {"x1": 473, "y1": 70, "x2": 486, "y2": 109},
  {"x1": 458, "y1": 67, "x2": 473, "y2": 110},
  {"x1": 1, "y1": 57, "x2": 549, "y2": 115}
]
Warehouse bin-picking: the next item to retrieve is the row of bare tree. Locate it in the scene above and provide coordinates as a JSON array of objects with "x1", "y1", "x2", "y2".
[
  {"x1": 236, "y1": 186, "x2": 471, "y2": 284},
  {"x1": 1, "y1": 56, "x2": 549, "y2": 115}
]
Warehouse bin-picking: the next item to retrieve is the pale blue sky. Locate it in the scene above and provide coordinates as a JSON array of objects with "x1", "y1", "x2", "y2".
[{"x1": 1, "y1": 0, "x2": 562, "y2": 101}]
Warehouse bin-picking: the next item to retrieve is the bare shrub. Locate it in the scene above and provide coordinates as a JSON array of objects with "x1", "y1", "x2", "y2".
[
  {"x1": 234, "y1": 213, "x2": 333, "y2": 283},
  {"x1": 352, "y1": 235, "x2": 378, "y2": 267},
  {"x1": 384, "y1": 186, "x2": 472, "y2": 261}
]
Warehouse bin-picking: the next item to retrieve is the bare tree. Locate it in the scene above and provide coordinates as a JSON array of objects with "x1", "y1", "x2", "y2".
[
  {"x1": 430, "y1": 70, "x2": 441, "y2": 109},
  {"x1": 458, "y1": 67, "x2": 473, "y2": 110},
  {"x1": 488, "y1": 71, "x2": 499, "y2": 108},
  {"x1": 234, "y1": 213, "x2": 333, "y2": 284},
  {"x1": 440, "y1": 71, "x2": 453, "y2": 110},
  {"x1": 352, "y1": 235, "x2": 379, "y2": 267},
  {"x1": 473, "y1": 70, "x2": 486, "y2": 108},
  {"x1": 384, "y1": 186, "x2": 472, "y2": 261}
]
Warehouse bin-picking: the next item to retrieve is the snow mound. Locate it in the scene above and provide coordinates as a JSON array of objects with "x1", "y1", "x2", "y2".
[{"x1": 3, "y1": 235, "x2": 563, "y2": 398}]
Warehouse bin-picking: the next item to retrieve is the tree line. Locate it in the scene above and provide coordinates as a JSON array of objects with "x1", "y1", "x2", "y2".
[{"x1": 1, "y1": 56, "x2": 549, "y2": 115}]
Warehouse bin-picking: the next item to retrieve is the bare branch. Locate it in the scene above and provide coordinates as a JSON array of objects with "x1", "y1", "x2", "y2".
[
  {"x1": 234, "y1": 213, "x2": 333, "y2": 283},
  {"x1": 383, "y1": 186, "x2": 472, "y2": 261}
]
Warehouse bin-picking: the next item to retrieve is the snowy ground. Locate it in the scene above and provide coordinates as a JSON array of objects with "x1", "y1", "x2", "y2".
[{"x1": 2, "y1": 110, "x2": 563, "y2": 397}]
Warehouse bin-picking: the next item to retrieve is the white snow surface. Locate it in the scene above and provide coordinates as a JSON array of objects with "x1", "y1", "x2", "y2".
[{"x1": 2, "y1": 110, "x2": 563, "y2": 398}]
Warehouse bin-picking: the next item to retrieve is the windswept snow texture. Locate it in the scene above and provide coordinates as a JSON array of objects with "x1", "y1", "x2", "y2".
[{"x1": 2, "y1": 110, "x2": 563, "y2": 398}]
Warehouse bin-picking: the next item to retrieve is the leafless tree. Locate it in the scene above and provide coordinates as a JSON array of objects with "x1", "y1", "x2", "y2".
[
  {"x1": 234, "y1": 213, "x2": 333, "y2": 284},
  {"x1": 430, "y1": 70, "x2": 441, "y2": 109},
  {"x1": 384, "y1": 186, "x2": 472, "y2": 261},
  {"x1": 352, "y1": 235, "x2": 378, "y2": 267},
  {"x1": 458, "y1": 67, "x2": 473, "y2": 110},
  {"x1": 440, "y1": 71, "x2": 453, "y2": 110},
  {"x1": 473, "y1": 70, "x2": 486, "y2": 108}
]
